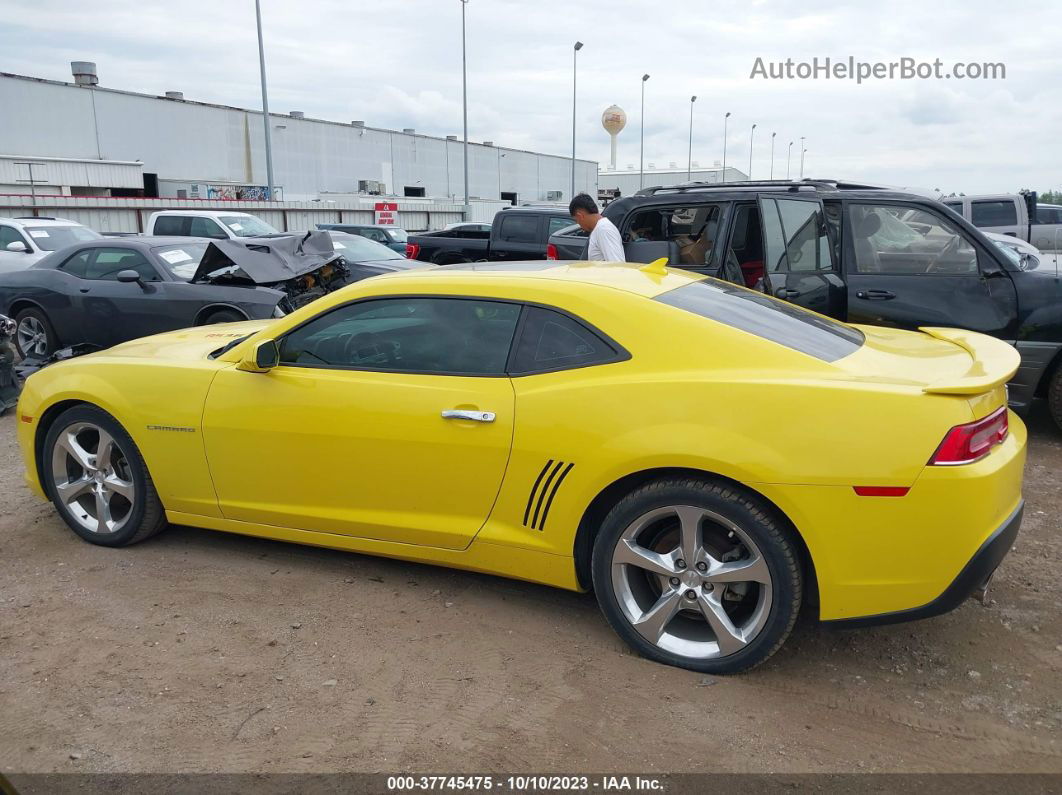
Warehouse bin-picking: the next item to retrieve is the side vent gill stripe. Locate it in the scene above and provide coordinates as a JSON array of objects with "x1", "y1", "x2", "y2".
[
  {"x1": 531, "y1": 461, "x2": 566, "y2": 530},
  {"x1": 537, "y1": 462, "x2": 574, "y2": 531},
  {"x1": 523, "y1": 459, "x2": 554, "y2": 527}
]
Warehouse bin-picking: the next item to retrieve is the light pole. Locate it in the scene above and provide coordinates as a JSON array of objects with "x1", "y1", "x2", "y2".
[
  {"x1": 687, "y1": 95, "x2": 697, "y2": 181},
  {"x1": 769, "y1": 132, "x2": 776, "y2": 180},
  {"x1": 460, "y1": 0, "x2": 471, "y2": 211},
  {"x1": 721, "y1": 111, "x2": 731, "y2": 180},
  {"x1": 254, "y1": 0, "x2": 275, "y2": 199},
  {"x1": 748, "y1": 123, "x2": 756, "y2": 180},
  {"x1": 799, "y1": 136, "x2": 806, "y2": 179},
  {"x1": 571, "y1": 41, "x2": 583, "y2": 200},
  {"x1": 787, "y1": 141, "x2": 793, "y2": 179},
  {"x1": 639, "y1": 74, "x2": 650, "y2": 189}
]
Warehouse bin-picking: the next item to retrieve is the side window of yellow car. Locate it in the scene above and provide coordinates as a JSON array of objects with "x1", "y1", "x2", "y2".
[{"x1": 278, "y1": 296, "x2": 521, "y2": 376}]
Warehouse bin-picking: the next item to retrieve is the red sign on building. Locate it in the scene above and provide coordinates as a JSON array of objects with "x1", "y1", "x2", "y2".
[{"x1": 374, "y1": 201, "x2": 399, "y2": 226}]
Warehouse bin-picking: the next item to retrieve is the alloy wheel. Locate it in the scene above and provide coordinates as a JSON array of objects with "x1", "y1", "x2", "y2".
[
  {"x1": 17, "y1": 315, "x2": 48, "y2": 357},
  {"x1": 610, "y1": 505, "x2": 773, "y2": 659},
  {"x1": 50, "y1": 422, "x2": 136, "y2": 535}
]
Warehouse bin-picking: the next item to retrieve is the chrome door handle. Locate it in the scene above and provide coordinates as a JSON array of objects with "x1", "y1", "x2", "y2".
[{"x1": 441, "y1": 409, "x2": 496, "y2": 423}]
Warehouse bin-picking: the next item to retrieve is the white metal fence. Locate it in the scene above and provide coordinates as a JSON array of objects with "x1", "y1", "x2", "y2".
[{"x1": 0, "y1": 194, "x2": 510, "y2": 235}]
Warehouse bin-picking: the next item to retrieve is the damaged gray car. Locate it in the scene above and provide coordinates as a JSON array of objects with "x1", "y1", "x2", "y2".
[{"x1": 0, "y1": 230, "x2": 415, "y2": 358}]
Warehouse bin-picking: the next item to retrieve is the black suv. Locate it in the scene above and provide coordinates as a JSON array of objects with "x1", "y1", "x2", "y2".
[{"x1": 548, "y1": 179, "x2": 1062, "y2": 429}]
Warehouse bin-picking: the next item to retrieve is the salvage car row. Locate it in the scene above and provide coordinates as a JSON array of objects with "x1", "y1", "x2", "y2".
[{"x1": 0, "y1": 218, "x2": 420, "y2": 360}]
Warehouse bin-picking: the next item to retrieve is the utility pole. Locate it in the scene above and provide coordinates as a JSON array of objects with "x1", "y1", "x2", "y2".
[
  {"x1": 800, "y1": 136, "x2": 806, "y2": 179},
  {"x1": 787, "y1": 141, "x2": 793, "y2": 179},
  {"x1": 461, "y1": 0, "x2": 470, "y2": 213},
  {"x1": 571, "y1": 41, "x2": 583, "y2": 200},
  {"x1": 722, "y1": 111, "x2": 730, "y2": 179},
  {"x1": 748, "y1": 123, "x2": 756, "y2": 180},
  {"x1": 639, "y1": 74, "x2": 650, "y2": 189},
  {"x1": 687, "y1": 95, "x2": 697, "y2": 181},
  {"x1": 770, "y1": 132, "x2": 776, "y2": 179},
  {"x1": 254, "y1": 0, "x2": 275, "y2": 199}
]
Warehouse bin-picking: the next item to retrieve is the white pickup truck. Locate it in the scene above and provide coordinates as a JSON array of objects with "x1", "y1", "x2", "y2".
[
  {"x1": 146, "y1": 210, "x2": 279, "y2": 240},
  {"x1": 943, "y1": 192, "x2": 1062, "y2": 251}
]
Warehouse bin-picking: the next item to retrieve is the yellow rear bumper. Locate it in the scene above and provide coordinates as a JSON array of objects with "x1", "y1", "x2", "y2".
[{"x1": 761, "y1": 410, "x2": 1027, "y2": 620}]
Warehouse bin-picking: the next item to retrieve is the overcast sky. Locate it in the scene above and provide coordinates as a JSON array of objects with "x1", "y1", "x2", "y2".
[{"x1": 2, "y1": 0, "x2": 1058, "y2": 195}]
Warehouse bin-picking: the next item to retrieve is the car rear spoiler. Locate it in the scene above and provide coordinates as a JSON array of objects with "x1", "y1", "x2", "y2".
[{"x1": 919, "y1": 327, "x2": 1020, "y2": 395}]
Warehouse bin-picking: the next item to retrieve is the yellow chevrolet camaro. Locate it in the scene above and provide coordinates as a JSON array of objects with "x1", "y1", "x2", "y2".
[{"x1": 16, "y1": 261, "x2": 1026, "y2": 673}]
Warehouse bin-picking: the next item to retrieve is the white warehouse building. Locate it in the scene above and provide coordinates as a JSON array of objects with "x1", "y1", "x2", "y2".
[{"x1": 0, "y1": 64, "x2": 598, "y2": 205}]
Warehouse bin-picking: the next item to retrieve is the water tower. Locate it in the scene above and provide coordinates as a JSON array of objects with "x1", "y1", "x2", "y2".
[{"x1": 601, "y1": 105, "x2": 627, "y2": 171}]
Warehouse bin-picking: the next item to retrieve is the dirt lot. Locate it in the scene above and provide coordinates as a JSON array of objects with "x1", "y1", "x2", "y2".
[{"x1": 1, "y1": 406, "x2": 1060, "y2": 776}]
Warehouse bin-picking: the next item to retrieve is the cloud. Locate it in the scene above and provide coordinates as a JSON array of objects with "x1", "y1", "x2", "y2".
[{"x1": 0, "y1": 0, "x2": 1058, "y2": 193}]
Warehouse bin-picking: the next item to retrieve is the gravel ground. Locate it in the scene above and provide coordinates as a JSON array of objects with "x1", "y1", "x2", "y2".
[{"x1": 0, "y1": 405, "x2": 1059, "y2": 774}]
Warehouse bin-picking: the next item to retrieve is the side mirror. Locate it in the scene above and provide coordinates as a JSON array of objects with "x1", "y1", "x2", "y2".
[
  {"x1": 6, "y1": 240, "x2": 29, "y2": 253},
  {"x1": 237, "y1": 339, "x2": 280, "y2": 373},
  {"x1": 116, "y1": 269, "x2": 145, "y2": 286}
]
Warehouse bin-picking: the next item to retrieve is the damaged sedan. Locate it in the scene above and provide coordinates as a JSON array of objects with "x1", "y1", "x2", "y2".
[{"x1": 0, "y1": 231, "x2": 414, "y2": 358}]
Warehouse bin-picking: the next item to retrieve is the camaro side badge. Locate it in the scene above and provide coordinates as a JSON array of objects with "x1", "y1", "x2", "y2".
[{"x1": 146, "y1": 425, "x2": 197, "y2": 433}]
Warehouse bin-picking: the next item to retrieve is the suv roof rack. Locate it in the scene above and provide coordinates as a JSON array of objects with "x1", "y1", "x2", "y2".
[{"x1": 634, "y1": 178, "x2": 888, "y2": 197}]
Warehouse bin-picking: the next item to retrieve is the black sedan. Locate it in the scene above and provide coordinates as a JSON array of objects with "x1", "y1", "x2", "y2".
[{"x1": 0, "y1": 232, "x2": 418, "y2": 358}]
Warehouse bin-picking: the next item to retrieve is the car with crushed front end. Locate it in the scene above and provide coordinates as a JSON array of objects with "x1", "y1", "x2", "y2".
[
  {"x1": 16, "y1": 260, "x2": 1025, "y2": 673},
  {"x1": 0, "y1": 231, "x2": 416, "y2": 359}
]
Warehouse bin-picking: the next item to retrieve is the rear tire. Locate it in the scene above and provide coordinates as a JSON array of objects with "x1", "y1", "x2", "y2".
[
  {"x1": 591, "y1": 477, "x2": 802, "y2": 674},
  {"x1": 14, "y1": 307, "x2": 58, "y2": 358},
  {"x1": 42, "y1": 405, "x2": 167, "y2": 547},
  {"x1": 1049, "y1": 367, "x2": 1062, "y2": 433}
]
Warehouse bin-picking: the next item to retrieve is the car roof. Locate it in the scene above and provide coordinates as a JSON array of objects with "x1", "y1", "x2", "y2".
[
  {"x1": 0, "y1": 216, "x2": 84, "y2": 227},
  {"x1": 618, "y1": 179, "x2": 941, "y2": 206},
  {"x1": 372, "y1": 259, "x2": 700, "y2": 298}
]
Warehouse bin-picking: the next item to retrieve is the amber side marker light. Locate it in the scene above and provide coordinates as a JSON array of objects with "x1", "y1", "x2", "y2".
[
  {"x1": 928, "y1": 406, "x2": 1009, "y2": 466},
  {"x1": 20, "y1": 415, "x2": 33, "y2": 424}
]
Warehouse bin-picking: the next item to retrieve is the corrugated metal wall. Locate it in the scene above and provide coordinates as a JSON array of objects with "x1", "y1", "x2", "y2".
[{"x1": 0, "y1": 74, "x2": 599, "y2": 204}]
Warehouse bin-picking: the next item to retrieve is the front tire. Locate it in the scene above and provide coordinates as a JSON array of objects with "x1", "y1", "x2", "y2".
[
  {"x1": 203, "y1": 309, "x2": 245, "y2": 325},
  {"x1": 42, "y1": 405, "x2": 167, "y2": 547},
  {"x1": 15, "y1": 307, "x2": 57, "y2": 358},
  {"x1": 591, "y1": 478, "x2": 802, "y2": 674}
]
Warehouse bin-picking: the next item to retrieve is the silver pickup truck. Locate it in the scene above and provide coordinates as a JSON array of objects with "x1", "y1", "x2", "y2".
[{"x1": 943, "y1": 192, "x2": 1062, "y2": 251}]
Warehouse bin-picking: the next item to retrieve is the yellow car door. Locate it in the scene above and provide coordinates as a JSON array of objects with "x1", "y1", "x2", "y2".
[{"x1": 201, "y1": 296, "x2": 520, "y2": 550}]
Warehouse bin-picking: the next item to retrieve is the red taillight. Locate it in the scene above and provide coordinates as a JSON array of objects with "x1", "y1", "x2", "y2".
[
  {"x1": 546, "y1": 243, "x2": 558, "y2": 260},
  {"x1": 929, "y1": 406, "x2": 1009, "y2": 466},
  {"x1": 406, "y1": 242, "x2": 420, "y2": 259}
]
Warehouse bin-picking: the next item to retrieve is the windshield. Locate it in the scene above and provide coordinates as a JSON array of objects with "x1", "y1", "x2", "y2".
[
  {"x1": 25, "y1": 225, "x2": 101, "y2": 251},
  {"x1": 384, "y1": 228, "x2": 408, "y2": 243},
  {"x1": 327, "y1": 232, "x2": 404, "y2": 260},
  {"x1": 153, "y1": 242, "x2": 210, "y2": 279},
  {"x1": 219, "y1": 215, "x2": 278, "y2": 237}
]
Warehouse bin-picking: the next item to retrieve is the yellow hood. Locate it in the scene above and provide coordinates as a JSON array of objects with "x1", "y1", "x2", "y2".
[{"x1": 88, "y1": 320, "x2": 273, "y2": 362}]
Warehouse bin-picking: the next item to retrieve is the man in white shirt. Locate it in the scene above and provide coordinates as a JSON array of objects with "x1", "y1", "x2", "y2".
[{"x1": 570, "y1": 193, "x2": 626, "y2": 261}]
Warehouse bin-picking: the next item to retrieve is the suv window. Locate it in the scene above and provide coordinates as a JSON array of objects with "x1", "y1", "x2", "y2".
[
  {"x1": 943, "y1": 201, "x2": 963, "y2": 214},
  {"x1": 547, "y1": 217, "x2": 573, "y2": 237},
  {"x1": 849, "y1": 204, "x2": 978, "y2": 275},
  {"x1": 0, "y1": 225, "x2": 28, "y2": 249},
  {"x1": 189, "y1": 217, "x2": 228, "y2": 239},
  {"x1": 1036, "y1": 207, "x2": 1062, "y2": 224},
  {"x1": 656, "y1": 280, "x2": 864, "y2": 363},
  {"x1": 86, "y1": 248, "x2": 161, "y2": 281},
  {"x1": 153, "y1": 216, "x2": 187, "y2": 236},
  {"x1": 970, "y1": 200, "x2": 1018, "y2": 227},
  {"x1": 498, "y1": 214, "x2": 540, "y2": 243},
  {"x1": 625, "y1": 204, "x2": 725, "y2": 267},
  {"x1": 509, "y1": 306, "x2": 625, "y2": 375},
  {"x1": 762, "y1": 198, "x2": 832, "y2": 273},
  {"x1": 279, "y1": 297, "x2": 520, "y2": 375}
]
